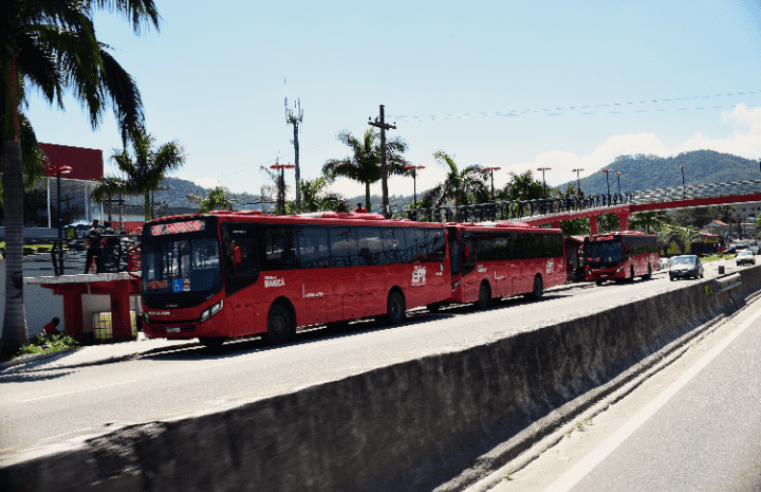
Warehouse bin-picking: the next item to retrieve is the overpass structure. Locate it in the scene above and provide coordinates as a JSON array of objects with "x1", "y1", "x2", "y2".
[{"x1": 408, "y1": 179, "x2": 761, "y2": 235}]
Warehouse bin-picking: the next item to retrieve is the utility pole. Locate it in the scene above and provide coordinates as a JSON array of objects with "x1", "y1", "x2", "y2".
[
  {"x1": 285, "y1": 98, "x2": 304, "y2": 210},
  {"x1": 369, "y1": 105, "x2": 397, "y2": 218}
]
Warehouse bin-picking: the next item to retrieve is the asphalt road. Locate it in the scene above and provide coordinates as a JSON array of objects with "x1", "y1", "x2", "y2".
[
  {"x1": 0, "y1": 258, "x2": 752, "y2": 456},
  {"x1": 486, "y1": 269, "x2": 761, "y2": 492}
]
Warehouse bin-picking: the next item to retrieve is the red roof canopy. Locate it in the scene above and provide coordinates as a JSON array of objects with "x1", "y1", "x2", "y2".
[{"x1": 39, "y1": 143, "x2": 103, "y2": 181}]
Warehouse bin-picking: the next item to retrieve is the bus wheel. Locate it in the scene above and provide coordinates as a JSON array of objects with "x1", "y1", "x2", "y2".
[
  {"x1": 267, "y1": 304, "x2": 292, "y2": 344},
  {"x1": 199, "y1": 337, "x2": 226, "y2": 349},
  {"x1": 628, "y1": 266, "x2": 635, "y2": 283},
  {"x1": 596, "y1": 280, "x2": 603, "y2": 286},
  {"x1": 644, "y1": 264, "x2": 652, "y2": 280},
  {"x1": 385, "y1": 291, "x2": 406, "y2": 325},
  {"x1": 531, "y1": 275, "x2": 543, "y2": 300},
  {"x1": 476, "y1": 282, "x2": 491, "y2": 309}
]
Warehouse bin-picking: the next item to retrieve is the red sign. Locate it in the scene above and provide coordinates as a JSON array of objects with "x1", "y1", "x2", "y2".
[
  {"x1": 39, "y1": 143, "x2": 103, "y2": 181},
  {"x1": 151, "y1": 220, "x2": 205, "y2": 236}
]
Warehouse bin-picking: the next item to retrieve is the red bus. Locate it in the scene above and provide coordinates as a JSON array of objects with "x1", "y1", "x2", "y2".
[
  {"x1": 583, "y1": 231, "x2": 660, "y2": 285},
  {"x1": 434, "y1": 222, "x2": 566, "y2": 310},
  {"x1": 139, "y1": 211, "x2": 450, "y2": 347}
]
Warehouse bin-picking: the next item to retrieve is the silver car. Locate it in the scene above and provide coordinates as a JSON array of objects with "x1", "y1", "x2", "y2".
[{"x1": 669, "y1": 255, "x2": 703, "y2": 281}]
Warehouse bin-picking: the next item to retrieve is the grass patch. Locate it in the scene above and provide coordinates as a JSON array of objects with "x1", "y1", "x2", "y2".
[
  {"x1": 700, "y1": 254, "x2": 736, "y2": 263},
  {"x1": 1, "y1": 333, "x2": 80, "y2": 363}
]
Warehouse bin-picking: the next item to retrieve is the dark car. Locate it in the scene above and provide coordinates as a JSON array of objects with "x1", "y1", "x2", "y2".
[{"x1": 669, "y1": 255, "x2": 703, "y2": 281}]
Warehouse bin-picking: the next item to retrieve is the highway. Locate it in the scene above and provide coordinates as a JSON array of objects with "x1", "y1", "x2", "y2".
[
  {"x1": 485, "y1": 271, "x2": 761, "y2": 492},
  {"x1": 0, "y1": 258, "x2": 751, "y2": 459}
]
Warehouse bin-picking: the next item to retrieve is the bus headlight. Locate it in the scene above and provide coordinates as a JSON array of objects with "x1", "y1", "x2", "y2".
[
  {"x1": 143, "y1": 311, "x2": 150, "y2": 326},
  {"x1": 201, "y1": 300, "x2": 224, "y2": 322}
]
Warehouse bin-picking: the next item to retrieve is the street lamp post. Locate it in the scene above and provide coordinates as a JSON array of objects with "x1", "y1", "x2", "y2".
[
  {"x1": 601, "y1": 169, "x2": 613, "y2": 205},
  {"x1": 48, "y1": 165, "x2": 73, "y2": 239},
  {"x1": 537, "y1": 167, "x2": 551, "y2": 196},
  {"x1": 571, "y1": 168, "x2": 584, "y2": 194},
  {"x1": 483, "y1": 166, "x2": 501, "y2": 202},
  {"x1": 404, "y1": 165, "x2": 426, "y2": 207},
  {"x1": 270, "y1": 163, "x2": 296, "y2": 214},
  {"x1": 616, "y1": 172, "x2": 622, "y2": 195},
  {"x1": 680, "y1": 164, "x2": 686, "y2": 199}
]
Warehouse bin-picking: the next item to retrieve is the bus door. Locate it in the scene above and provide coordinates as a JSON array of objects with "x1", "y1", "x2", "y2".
[
  {"x1": 507, "y1": 233, "x2": 523, "y2": 295},
  {"x1": 222, "y1": 224, "x2": 261, "y2": 337},
  {"x1": 447, "y1": 226, "x2": 461, "y2": 282},
  {"x1": 461, "y1": 232, "x2": 479, "y2": 302}
]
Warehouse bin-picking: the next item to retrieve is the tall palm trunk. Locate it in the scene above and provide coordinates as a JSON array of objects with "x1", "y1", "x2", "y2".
[
  {"x1": 365, "y1": 182, "x2": 371, "y2": 212},
  {"x1": 2, "y1": 51, "x2": 29, "y2": 353},
  {"x1": 144, "y1": 189, "x2": 150, "y2": 221},
  {"x1": 2, "y1": 140, "x2": 28, "y2": 352}
]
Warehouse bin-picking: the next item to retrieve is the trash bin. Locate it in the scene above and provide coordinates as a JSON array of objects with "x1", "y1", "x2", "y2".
[{"x1": 718, "y1": 265, "x2": 725, "y2": 275}]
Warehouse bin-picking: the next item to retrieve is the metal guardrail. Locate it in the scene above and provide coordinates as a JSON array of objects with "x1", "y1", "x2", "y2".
[
  {"x1": 403, "y1": 179, "x2": 761, "y2": 224},
  {"x1": 50, "y1": 235, "x2": 141, "y2": 276}
]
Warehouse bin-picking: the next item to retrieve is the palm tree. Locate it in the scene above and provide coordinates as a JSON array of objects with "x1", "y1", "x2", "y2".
[
  {"x1": 95, "y1": 127, "x2": 185, "y2": 221},
  {"x1": 419, "y1": 150, "x2": 488, "y2": 208},
  {"x1": 292, "y1": 176, "x2": 349, "y2": 213},
  {"x1": 199, "y1": 187, "x2": 232, "y2": 213},
  {"x1": 1, "y1": 0, "x2": 160, "y2": 352},
  {"x1": 322, "y1": 130, "x2": 408, "y2": 212}
]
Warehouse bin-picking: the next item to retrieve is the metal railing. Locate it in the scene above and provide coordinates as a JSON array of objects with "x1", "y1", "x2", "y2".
[
  {"x1": 403, "y1": 179, "x2": 761, "y2": 224},
  {"x1": 50, "y1": 235, "x2": 141, "y2": 276}
]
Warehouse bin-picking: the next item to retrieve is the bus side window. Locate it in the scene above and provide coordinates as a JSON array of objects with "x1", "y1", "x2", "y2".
[
  {"x1": 297, "y1": 226, "x2": 331, "y2": 269},
  {"x1": 263, "y1": 225, "x2": 298, "y2": 270},
  {"x1": 329, "y1": 227, "x2": 351, "y2": 267}
]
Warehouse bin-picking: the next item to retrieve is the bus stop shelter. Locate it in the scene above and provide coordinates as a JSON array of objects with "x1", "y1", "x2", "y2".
[{"x1": 25, "y1": 273, "x2": 140, "y2": 343}]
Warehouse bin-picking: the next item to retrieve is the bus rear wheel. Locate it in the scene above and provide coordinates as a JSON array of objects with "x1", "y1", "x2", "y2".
[
  {"x1": 531, "y1": 275, "x2": 543, "y2": 300},
  {"x1": 644, "y1": 264, "x2": 652, "y2": 280},
  {"x1": 267, "y1": 304, "x2": 293, "y2": 344},
  {"x1": 628, "y1": 266, "x2": 635, "y2": 283},
  {"x1": 385, "y1": 291, "x2": 406, "y2": 325},
  {"x1": 199, "y1": 337, "x2": 226, "y2": 349},
  {"x1": 475, "y1": 282, "x2": 491, "y2": 310}
]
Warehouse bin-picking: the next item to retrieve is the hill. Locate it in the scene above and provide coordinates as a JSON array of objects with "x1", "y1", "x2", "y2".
[{"x1": 557, "y1": 150, "x2": 758, "y2": 196}]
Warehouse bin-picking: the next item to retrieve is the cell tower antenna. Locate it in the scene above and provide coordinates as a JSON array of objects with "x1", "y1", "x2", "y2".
[{"x1": 285, "y1": 86, "x2": 304, "y2": 210}]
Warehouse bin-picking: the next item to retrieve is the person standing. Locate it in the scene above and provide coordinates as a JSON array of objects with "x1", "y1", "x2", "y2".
[{"x1": 84, "y1": 219, "x2": 102, "y2": 273}]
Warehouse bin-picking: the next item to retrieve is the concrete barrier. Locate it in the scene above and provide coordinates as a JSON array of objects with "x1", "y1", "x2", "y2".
[{"x1": 3, "y1": 266, "x2": 761, "y2": 492}]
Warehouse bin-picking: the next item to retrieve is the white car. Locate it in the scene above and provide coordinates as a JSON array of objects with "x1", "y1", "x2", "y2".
[
  {"x1": 736, "y1": 250, "x2": 756, "y2": 266},
  {"x1": 659, "y1": 257, "x2": 670, "y2": 269}
]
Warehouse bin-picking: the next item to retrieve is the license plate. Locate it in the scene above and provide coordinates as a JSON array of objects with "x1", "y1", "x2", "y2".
[
  {"x1": 600, "y1": 274, "x2": 608, "y2": 277},
  {"x1": 167, "y1": 327, "x2": 180, "y2": 333}
]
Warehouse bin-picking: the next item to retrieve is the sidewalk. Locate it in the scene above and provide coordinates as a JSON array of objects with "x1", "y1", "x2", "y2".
[{"x1": 0, "y1": 333, "x2": 199, "y2": 371}]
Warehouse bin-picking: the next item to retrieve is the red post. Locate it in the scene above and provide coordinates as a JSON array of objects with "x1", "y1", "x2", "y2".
[
  {"x1": 110, "y1": 289, "x2": 133, "y2": 341},
  {"x1": 53, "y1": 285, "x2": 87, "y2": 343},
  {"x1": 616, "y1": 211, "x2": 631, "y2": 231},
  {"x1": 552, "y1": 220, "x2": 561, "y2": 229},
  {"x1": 590, "y1": 215, "x2": 598, "y2": 236}
]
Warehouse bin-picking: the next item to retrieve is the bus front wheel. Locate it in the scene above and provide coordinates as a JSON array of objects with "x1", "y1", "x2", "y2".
[
  {"x1": 267, "y1": 304, "x2": 292, "y2": 344},
  {"x1": 475, "y1": 282, "x2": 491, "y2": 310},
  {"x1": 385, "y1": 291, "x2": 406, "y2": 326}
]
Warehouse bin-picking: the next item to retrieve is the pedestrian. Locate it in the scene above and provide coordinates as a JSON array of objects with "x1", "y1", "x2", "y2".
[
  {"x1": 84, "y1": 219, "x2": 102, "y2": 273},
  {"x1": 353, "y1": 202, "x2": 368, "y2": 213},
  {"x1": 101, "y1": 220, "x2": 118, "y2": 272},
  {"x1": 42, "y1": 317, "x2": 61, "y2": 336}
]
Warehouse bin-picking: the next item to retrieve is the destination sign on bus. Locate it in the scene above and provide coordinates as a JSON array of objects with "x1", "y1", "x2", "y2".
[{"x1": 151, "y1": 220, "x2": 205, "y2": 236}]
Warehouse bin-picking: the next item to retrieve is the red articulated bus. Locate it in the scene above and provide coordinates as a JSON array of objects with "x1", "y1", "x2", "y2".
[
  {"x1": 583, "y1": 231, "x2": 660, "y2": 285},
  {"x1": 139, "y1": 211, "x2": 450, "y2": 347},
  {"x1": 433, "y1": 222, "x2": 566, "y2": 310}
]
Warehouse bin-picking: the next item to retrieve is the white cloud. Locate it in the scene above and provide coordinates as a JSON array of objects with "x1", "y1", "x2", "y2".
[{"x1": 193, "y1": 177, "x2": 220, "y2": 190}]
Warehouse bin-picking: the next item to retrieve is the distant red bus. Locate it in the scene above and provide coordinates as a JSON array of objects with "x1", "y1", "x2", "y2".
[
  {"x1": 435, "y1": 222, "x2": 566, "y2": 309},
  {"x1": 583, "y1": 231, "x2": 660, "y2": 285},
  {"x1": 140, "y1": 211, "x2": 451, "y2": 347}
]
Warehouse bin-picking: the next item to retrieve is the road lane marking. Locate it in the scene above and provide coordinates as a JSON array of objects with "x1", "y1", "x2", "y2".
[
  {"x1": 16, "y1": 380, "x2": 137, "y2": 403},
  {"x1": 544, "y1": 303, "x2": 761, "y2": 492}
]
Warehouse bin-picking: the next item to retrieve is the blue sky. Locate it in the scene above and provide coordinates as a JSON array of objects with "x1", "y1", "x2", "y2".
[{"x1": 23, "y1": 0, "x2": 761, "y2": 202}]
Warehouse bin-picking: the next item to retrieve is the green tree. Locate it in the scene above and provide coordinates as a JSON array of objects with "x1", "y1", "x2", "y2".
[
  {"x1": 94, "y1": 127, "x2": 185, "y2": 221},
  {"x1": 1, "y1": 0, "x2": 160, "y2": 352},
  {"x1": 322, "y1": 130, "x2": 408, "y2": 212},
  {"x1": 289, "y1": 176, "x2": 349, "y2": 213},
  {"x1": 598, "y1": 213, "x2": 620, "y2": 233},
  {"x1": 419, "y1": 150, "x2": 489, "y2": 208},
  {"x1": 629, "y1": 211, "x2": 671, "y2": 234},
  {"x1": 559, "y1": 218, "x2": 590, "y2": 237},
  {"x1": 199, "y1": 187, "x2": 232, "y2": 213}
]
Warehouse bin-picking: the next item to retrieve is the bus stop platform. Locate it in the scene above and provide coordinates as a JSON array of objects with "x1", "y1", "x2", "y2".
[{"x1": 25, "y1": 273, "x2": 141, "y2": 343}]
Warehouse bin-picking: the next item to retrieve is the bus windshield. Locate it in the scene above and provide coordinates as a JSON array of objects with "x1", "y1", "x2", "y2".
[
  {"x1": 142, "y1": 237, "x2": 222, "y2": 294},
  {"x1": 585, "y1": 239, "x2": 625, "y2": 267}
]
